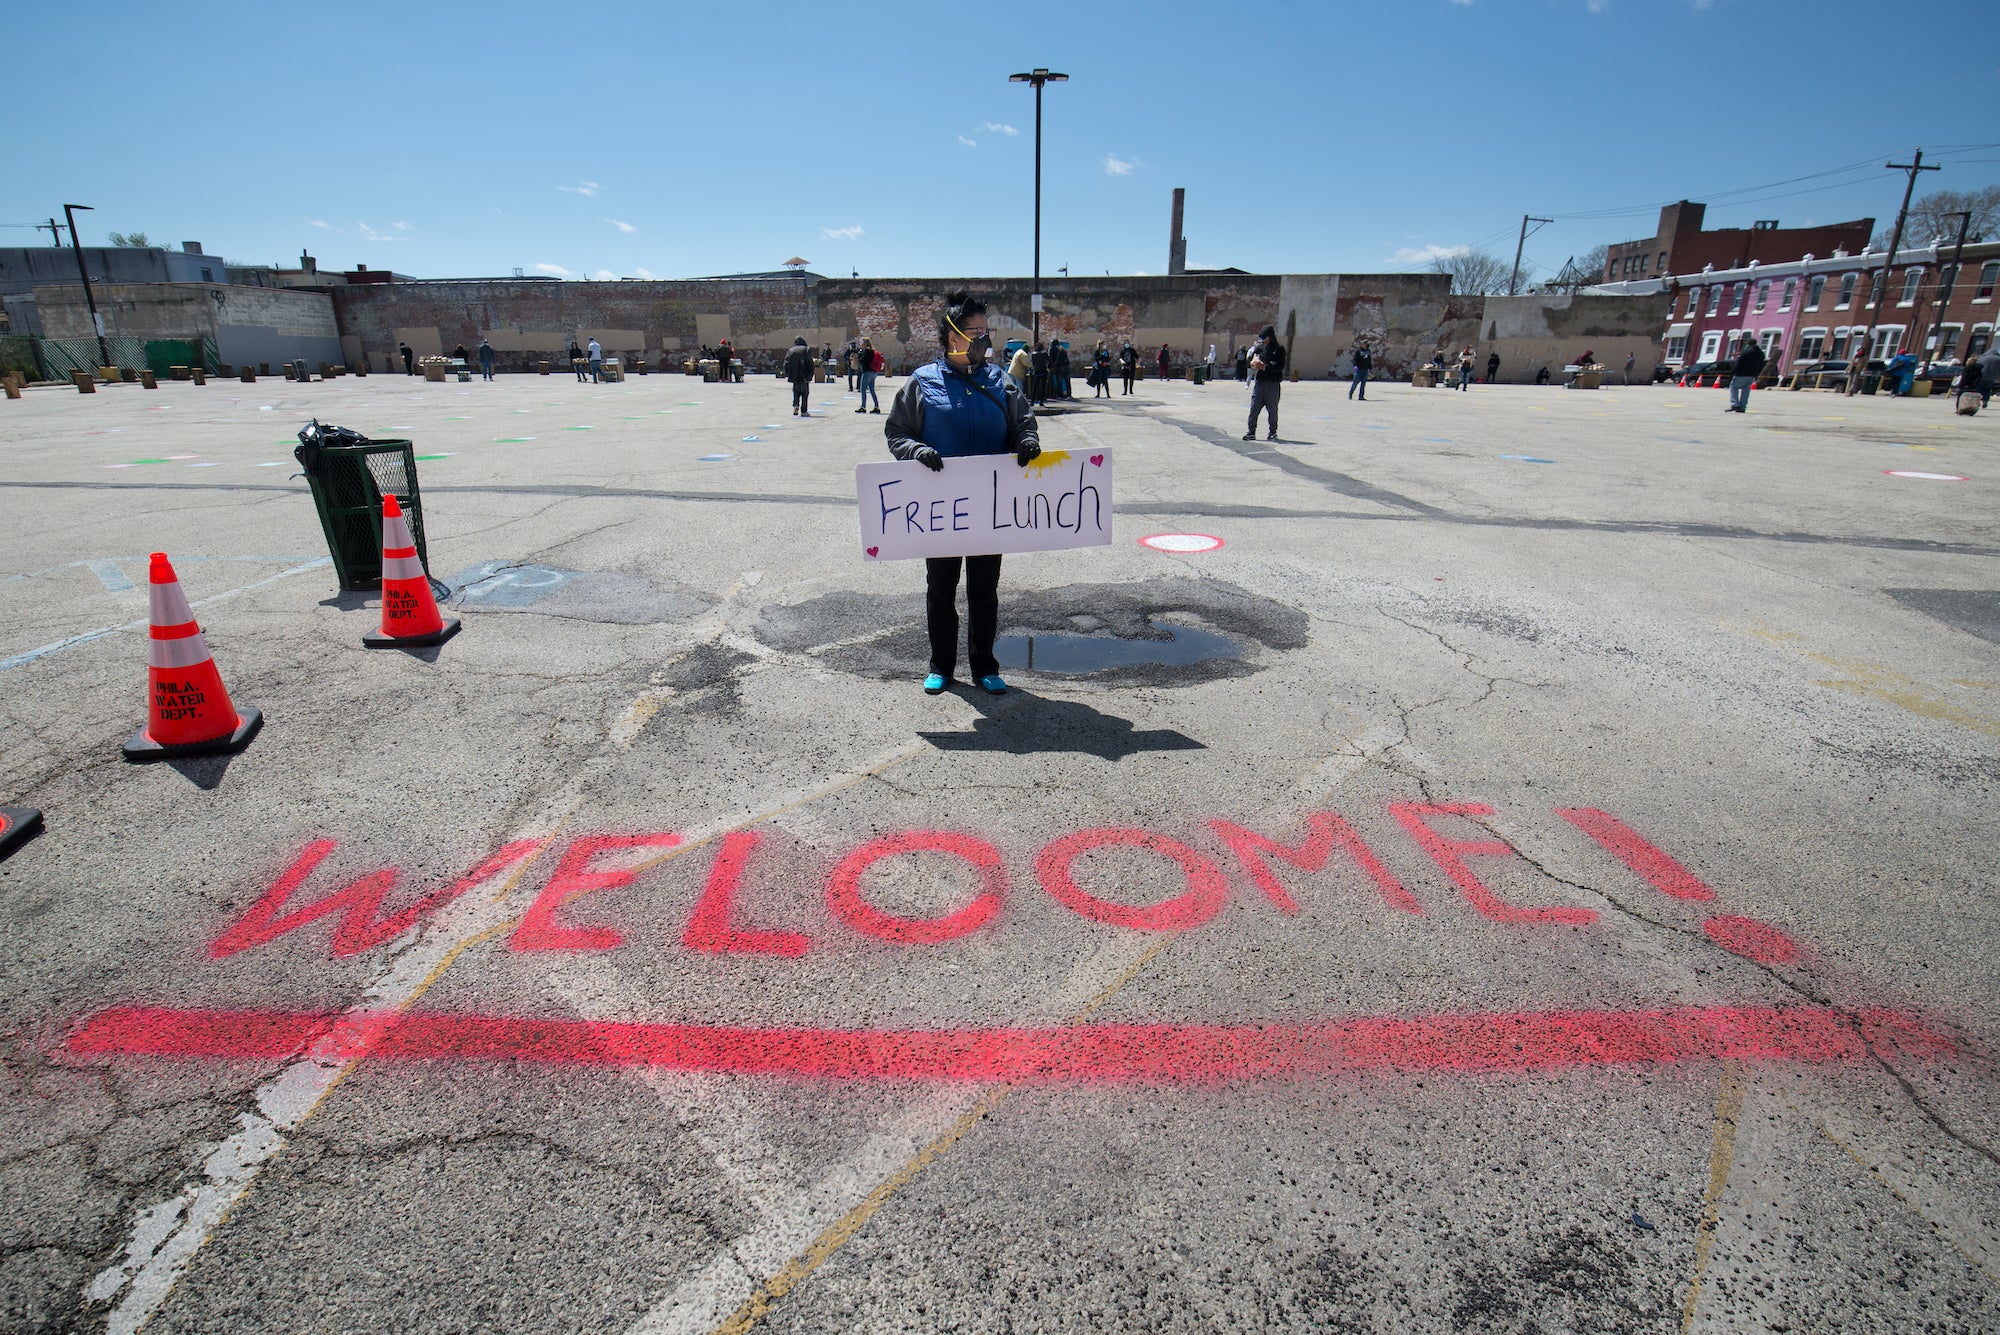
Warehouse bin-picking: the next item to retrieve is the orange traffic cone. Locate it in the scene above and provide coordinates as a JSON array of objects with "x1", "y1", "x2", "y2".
[
  {"x1": 363, "y1": 494, "x2": 460, "y2": 648},
  {"x1": 121, "y1": 553, "x2": 262, "y2": 761},
  {"x1": 0, "y1": 805, "x2": 42, "y2": 860}
]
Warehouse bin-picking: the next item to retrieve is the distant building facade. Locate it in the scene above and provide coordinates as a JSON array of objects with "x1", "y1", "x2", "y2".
[{"x1": 1603, "y1": 202, "x2": 1875, "y2": 285}]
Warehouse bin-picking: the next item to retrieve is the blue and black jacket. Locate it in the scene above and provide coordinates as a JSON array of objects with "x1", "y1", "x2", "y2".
[{"x1": 884, "y1": 358, "x2": 1039, "y2": 461}]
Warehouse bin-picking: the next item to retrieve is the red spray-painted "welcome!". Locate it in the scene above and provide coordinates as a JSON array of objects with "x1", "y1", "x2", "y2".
[{"x1": 199, "y1": 805, "x2": 1801, "y2": 968}]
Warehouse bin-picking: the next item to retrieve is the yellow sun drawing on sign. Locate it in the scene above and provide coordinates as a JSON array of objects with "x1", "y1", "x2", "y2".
[{"x1": 1023, "y1": 449, "x2": 1073, "y2": 475}]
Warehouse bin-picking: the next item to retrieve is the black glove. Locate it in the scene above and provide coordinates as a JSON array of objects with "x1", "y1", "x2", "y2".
[
  {"x1": 1014, "y1": 440, "x2": 1041, "y2": 468},
  {"x1": 912, "y1": 445, "x2": 944, "y2": 472}
]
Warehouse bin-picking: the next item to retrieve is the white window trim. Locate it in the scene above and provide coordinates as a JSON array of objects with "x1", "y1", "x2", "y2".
[
  {"x1": 1698, "y1": 331, "x2": 1723, "y2": 361},
  {"x1": 1754, "y1": 279, "x2": 1771, "y2": 314},
  {"x1": 1779, "y1": 278, "x2": 1796, "y2": 312},
  {"x1": 1806, "y1": 275, "x2": 1826, "y2": 310},
  {"x1": 1899, "y1": 268, "x2": 1923, "y2": 307}
]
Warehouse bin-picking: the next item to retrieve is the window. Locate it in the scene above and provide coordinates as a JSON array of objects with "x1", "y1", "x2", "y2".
[
  {"x1": 1706, "y1": 287, "x2": 1723, "y2": 316},
  {"x1": 1754, "y1": 279, "x2": 1771, "y2": 313},
  {"x1": 1836, "y1": 273, "x2": 1856, "y2": 309},
  {"x1": 1977, "y1": 262, "x2": 1998, "y2": 300},
  {"x1": 1779, "y1": 278, "x2": 1796, "y2": 312},
  {"x1": 1807, "y1": 274, "x2": 1826, "y2": 309},
  {"x1": 1830, "y1": 328, "x2": 1851, "y2": 359},
  {"x1": 1657, "y1": 252, "x2": 1668, "y2": 273},
  {"x1": 1867, "y1": 271, "x2": 1884, "y2": 307},
  {"x1": 1970, "y1": 325, "x2": 1993, "y2": 358},
  {"x1": 1869, "y1": 326, "x2": 1903, "y2": 360},
  {"x1": 1797, "y1": 328, "x2": 1826, "y2": 360},
  {"x1": 200, "y1": 267, "x2": 213, "y2": 282},
  {"x1": 1932, "y1": 325, "x2": 1961, "y2": 359},
  {"x1": 1699, "y1": 330, "x2": 1723, "y2": 362},
  {"x1": 1760, "y1": 329, "x2": 1782, "y2": 360},
  {"x1": 1729, "y1": 282, "x2": 1746, "y2": 314},
  {"x1": 1900, "y1": 267, "x2": 1923, "y2": 305},
  {"x1": 1665, "y1": 334, "x2": 1688, "y2": 363}
]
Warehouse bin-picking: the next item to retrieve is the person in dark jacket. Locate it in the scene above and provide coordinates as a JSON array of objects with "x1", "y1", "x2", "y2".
[
  {"x1": 1244, "y1": 326, "x2": 1286, "y2": 440},
  {"x1": 1487, "y1": 351, "x2": 1500, "y2": 385},
  {"x1": 1726, "y1": 336, "x2": 1766, "y2": 412},
  {"x1": 884, "y1": 292, "x2": 1041, "y2": 696},
  {"x1": 1049, "y1": 340, "x2": 1071, "y2": 400},
  {"x1": 1029, "y1": 341, "x2": 1050, "y2": 406},
  {"x1": 783, "y1": 337, "x2": 814, "y2": 415},
  {"x1": 477, "y1": 339, "x2": 495, "y2": 381},
  {"x1": 399, "y1": 342, "x2": 414, "y2": 375},
  {"x1": 1348, "y1": 343, "x2": 1372, "y2": 400},
  {"x1": 1156, "y1": 343, "x2": 1172, "y2": 383},
  {"x1": 1235, "y1": 346, "x2": 1250, "y2": 382},
  {"x1": 1092, "y1": 342, "x2": 1112, "y2": 398},
  {"x1": 1119, "y1": 342, "x2": 1139, "y2": 394},
  {"x1": 569, "y1": 340, "x2": 587, "y2": 382}
]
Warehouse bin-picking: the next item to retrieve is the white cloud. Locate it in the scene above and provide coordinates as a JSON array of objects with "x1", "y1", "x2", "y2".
[
  {"x1": 1391, "y1": 243, "x2": 1470, "y2": 264},
  {"x1": 357, "y1": 222, "x2": 401, "y2": 242},
  {"x1": 1586, "y1": 0, "x2": 1607, "y2": 10},
  {"x1": 1450, "y1": 0, "x2": 1476, "y2": 5},
  {"x1": 392, "y1": 220, "x2": 412, "y2": 232},
  {"x1": 603, "y1": 218, "x2": 637, "y2": 233},
  {"x1": 1104, "y1": 154, "x2": 1140, "y2": 176},
  {"x1": 634, "y1": 267, "x2": 657, "y2": 280},
  {"x1": 592, "y1": 269, "x2": 617, "y2": 281},
  {"x1": 533, "y1": 262, "x2": 574, "y2": 277},
  {"x1": 1692, "y1": 0, "x2": 1713, "y2": 7},
  {"x1": 821, "y1": 224, "x2": 864, "y2": 242},
  {"x1": 558, "y1": 181, "x2": 601, "y2": 197},
  {"x1": 308, "y1": 219, "x2": 331, "y2": 230},
  {"x1": 979, "y1": 122, "x2": 1018, "y2": 136},
  {"x1": 957, "y1": 134, "x2": 978, "y2": 147}
]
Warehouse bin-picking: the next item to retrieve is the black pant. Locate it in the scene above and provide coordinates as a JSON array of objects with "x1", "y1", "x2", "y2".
[
  {"x1": 925, "y1": 554, "x2": 1002, "y2": 679},
  {"x1": 1249, "y1": 379, "x2": 1281, "y2": 435},
  {"x1": 792, "y1": 380, "x2": 810, "y2": 413},
  {"x1": 1121, "y1": 371, "x2": 1135, "y2": 393}
]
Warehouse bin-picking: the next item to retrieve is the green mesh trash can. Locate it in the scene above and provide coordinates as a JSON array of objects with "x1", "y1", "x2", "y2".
[{"x1": 298, "y1": 434, "x2": 432, "y2": 591}]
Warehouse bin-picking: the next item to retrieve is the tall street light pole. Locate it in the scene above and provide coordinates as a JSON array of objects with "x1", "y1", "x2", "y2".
[
  {"x1": 1009, "y1": 68, "x2": 1067, "y2": 350},
  {"x1": 62, "y1": 204, "x2": 109, "y2": 369},
  {"x1": 1848, "y1": 148, "x2": 1937, "y2": 394}
]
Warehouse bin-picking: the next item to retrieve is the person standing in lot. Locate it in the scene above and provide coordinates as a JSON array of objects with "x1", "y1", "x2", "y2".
[
  {"x1": 1487, "y1": 350, "x2": 1500, "y2": 385},
  {"x1": 884, "y1": 292, "x2": 1040, "y2": 697},
  {"x1": 1092, "y1": 341, "x2": 1112, "y2": 398},
  {"x1": 855, "y1": 337, "x2": 882, "y2": 413},
  {"x1": 1978, "y1": 343, "x2": 2000, "y2": 407},
  {"x1": 1030, "y1": 341, "x2": 1050, "y2": 406},
  {"x1": 1458, "y1": 346, "x2": 1475, "y2": 391},
  {"x1": 568, "y1": 340, "x2": 586, "y2": 382},
  {"x1": 784, "y1": 336, "x2": 814, "y2": 416},
  {"x1": 1156, "y1": 343, "x2": 1172, "y2": 383},
  {"x1": 1119, "y1": 341, "x2": 1138, "y2": 394},
  {"x1": 1348, "y1": 343, "x2": 1372, "y2": 400},
  {"x1": 587, "y1": 337, "x2": 603, "y2": 384},
  {"x1": 716, "y1": 340, "x2": 734, "y2": 384},
  {"x1": 1244, "y1": 325, "x2": 1285, "y2": 440},
  {"x1": 477, "y1": 339, "x2": 495, "y2": 381},
  {"x1": 1050, "y1": 340, "x2": 1072, "y2": 399},
  {"x1": 1726, "y1": 333, "x2": 1765, "y2": 413},
  {"x1": 1624, "y1": 351, "x2": 1636, "y2": 385},
  {"x1": 1008, "y1": 341, "x2": 1032, "y2": 394},
  {"x1": 399, "y1": 342, "x2": 414, "y2": 375}
]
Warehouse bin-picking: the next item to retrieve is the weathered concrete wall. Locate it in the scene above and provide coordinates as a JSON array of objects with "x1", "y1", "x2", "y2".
[
  {"x1": 1475, "y1": 293, "x2": 1673, "y2": 383},
  {"x1": 329, "y1": 271, "x2": 1479, "y2": 379},
  {"x1": 331, "y1": 278, "x2": 818, "y2": 375},
  {"x1": 33, "y1": 282, "x2": 341, "y2": 369}
]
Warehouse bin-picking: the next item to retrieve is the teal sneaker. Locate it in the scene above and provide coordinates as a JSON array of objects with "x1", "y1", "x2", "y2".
[
  {"x1": 976, "y1": 674, "x2": 1008, "y2": 695},
  {"x1": 923, "y1": 672, "x2": 949, "y2": 695}
]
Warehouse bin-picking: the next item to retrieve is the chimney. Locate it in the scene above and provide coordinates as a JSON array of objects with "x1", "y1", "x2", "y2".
[
  {"x1": 301, "y1": 250, "x2": 317, "y2": 275},
  {"x1": 1168, "y1": 188, "x2": 1187, "y2": 277},
  {"x1": 181, "y1": 241, "x2": 203, "y2": 255}
]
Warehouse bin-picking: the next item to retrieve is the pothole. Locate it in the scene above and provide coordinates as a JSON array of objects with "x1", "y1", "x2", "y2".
[
  {"x1": 756, "y1": 577, "x2": 1304, "y2": 687},
  {"x1": 994, "y1": 619, "x2": 1241, "y2": 674}
]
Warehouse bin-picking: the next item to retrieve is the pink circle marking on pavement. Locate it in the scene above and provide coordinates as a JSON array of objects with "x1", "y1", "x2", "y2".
[{"x1": 1139, "y1": 533, "x2": 1225, "y2": 554}]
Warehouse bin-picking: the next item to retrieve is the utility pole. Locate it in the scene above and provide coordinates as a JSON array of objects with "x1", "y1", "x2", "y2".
[
  {"x1": 1920, "y1": 209, "x2": 1971, "y2": 374},
  {"x1": 1509, "y1": 215, "x2": 1551, "y2": 296},
  {"x1": 36, "y1": 217, "x2": 63, "y2": 247},
  {"x1": 62, "y1": 204, "x2": 110, "y2": 369},
  {"x1": 1848, "y1": 149, "x2": 1937, "y2": 394}
]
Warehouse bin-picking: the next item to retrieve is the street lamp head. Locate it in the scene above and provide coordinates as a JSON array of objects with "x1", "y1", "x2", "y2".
[{"x1": 1008, "y1": 70, "x2": 1069, "y2": 86}]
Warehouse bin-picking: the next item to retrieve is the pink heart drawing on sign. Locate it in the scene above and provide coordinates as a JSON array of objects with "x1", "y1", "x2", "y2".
[
  {"x1": 1089, "y1": 454, "x2": 1104, "y2": 466},
  {"x1": 866, "y1": 547, "x2": 879, "y2": 557}
]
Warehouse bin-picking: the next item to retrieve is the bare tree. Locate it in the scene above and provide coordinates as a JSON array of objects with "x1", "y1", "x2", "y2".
[
  {"x1": 107, "y1": 231, "x2": 151, "y2": 248},
  {"x1": 1428, "y1": 248, "x2": 1520, "y2": 295},
  {"x1": 1577, "y1": 244, "x2": 1609, "y2": 281},
  {"x1": 1871, "y1": 186, "x2": 2000, "y2": 249}
]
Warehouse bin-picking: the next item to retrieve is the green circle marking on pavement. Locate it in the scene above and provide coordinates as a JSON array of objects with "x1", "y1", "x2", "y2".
[{"x1": 414, "y1": 453, "x2": 455, "y2": 461}]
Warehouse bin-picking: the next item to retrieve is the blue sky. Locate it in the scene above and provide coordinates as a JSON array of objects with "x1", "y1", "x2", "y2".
[{"x1": 5, "y1": 1, "x2": 1995, "y2": 283}]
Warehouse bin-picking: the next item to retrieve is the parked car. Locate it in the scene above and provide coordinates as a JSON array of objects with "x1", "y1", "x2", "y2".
[
  {"x1": 1791, "y1": 358, "x2": 1886, "y2": 389},
  {"x1": 1674, "y1": 360, "x2": 1731, "y2": 386}
]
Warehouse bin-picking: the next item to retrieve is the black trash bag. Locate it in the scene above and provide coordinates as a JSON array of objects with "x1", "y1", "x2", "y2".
[{"x1": 292, "y1": 418, "x2": 373, "y2": 477}]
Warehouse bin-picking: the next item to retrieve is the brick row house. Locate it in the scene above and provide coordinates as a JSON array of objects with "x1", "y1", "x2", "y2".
[{"x1": 1654, "y1": 238, "x2": 2000, "y2": 372}]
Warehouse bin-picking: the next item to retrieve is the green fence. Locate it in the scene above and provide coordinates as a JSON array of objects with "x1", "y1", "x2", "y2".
[{"x1": 25, "y1": 336, "x2": 217, "y2": 380}]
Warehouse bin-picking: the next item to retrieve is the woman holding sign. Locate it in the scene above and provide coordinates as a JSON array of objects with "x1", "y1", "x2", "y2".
[{"x1": 884, "y1": 292, "x2": 1041, "y2": 696}]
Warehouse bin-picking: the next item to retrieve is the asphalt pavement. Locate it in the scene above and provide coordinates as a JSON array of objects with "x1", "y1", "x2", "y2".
[{"x1": 1, "y1": 366, "x2": 1995, "y2": 1333}]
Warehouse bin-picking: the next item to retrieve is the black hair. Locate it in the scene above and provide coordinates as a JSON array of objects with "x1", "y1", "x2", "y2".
[{"x1": 937, "y1": 291, "x2": 987, "y2": 348}]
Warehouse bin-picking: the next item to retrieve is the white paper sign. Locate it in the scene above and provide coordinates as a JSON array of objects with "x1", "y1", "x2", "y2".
[{"x1": 856, "y1": 449, "x2": 1114, "y2": 560}]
